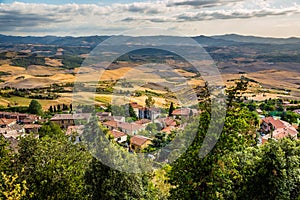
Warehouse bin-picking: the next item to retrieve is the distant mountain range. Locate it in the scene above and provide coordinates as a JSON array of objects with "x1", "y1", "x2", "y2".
[
  {"x1": 1, "y1": 34, "x2": 300, "y2": 47},
  {"x1": 211, "y1": 34, "x2": 300, "y2": 45}
]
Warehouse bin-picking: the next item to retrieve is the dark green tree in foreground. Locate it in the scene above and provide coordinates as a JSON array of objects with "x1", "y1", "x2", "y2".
[
  {"x1": 28, "y1": 100, "x2": 43, "y2": 115},
  {"x1": 167, "y1": 98, "x2": 300, "y2": 200},
  {"x1": 212, "y1": 138, "x2": 300, "y2": 200},
  {"x1": 0, "y1": 136, "x2": 11, "y2": 172},
  {"x1": 82, "y1": 116, "x2": 157, "y2": 200},
  {"x1": 38, "y1": 122, "x2": 63, "y2": 138},
  {"x1": 15, "y1": 134, "x2": 91, "y2": 200},
  {"x1": 168, "y1": 106, "x2": 258, "y2": 199}
]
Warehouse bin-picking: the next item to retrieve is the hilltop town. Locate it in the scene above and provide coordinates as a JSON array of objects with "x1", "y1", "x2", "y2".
[{"x1": 1, "y1": 86, "x2": 299, "y2": 160}]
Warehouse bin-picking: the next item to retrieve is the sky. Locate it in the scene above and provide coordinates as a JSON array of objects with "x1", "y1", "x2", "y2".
[{"x1": 0, "y1": 0, "x2": 300, "y2": 37}]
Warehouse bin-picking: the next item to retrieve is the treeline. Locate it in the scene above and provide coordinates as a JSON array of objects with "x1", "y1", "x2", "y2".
[
  {"x1": 11, "y1": 55, "x2": 45, "y2": 68},
  {"x1": 0, "y1": 80, "x2": 299, "y2": 199},
  {"x1": 1, "y1": 103, "x2": 299, "y2": 199},
  {"x1": 168, "y1": 107, "x2": 300, "y2": 199},
  {"x1": 48, "y1": 104, "x2": 72, "y2": 113},
  {"x1": 0, "y1": 120, "x2": 163, "y2": 200}
]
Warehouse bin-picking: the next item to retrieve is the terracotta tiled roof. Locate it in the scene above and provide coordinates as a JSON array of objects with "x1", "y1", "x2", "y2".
[
  {"x1": 96, "y1": 112, "x2": 111, "y2": 117},
  {"x1": 161, "y1": 126, "x2": 175, "y2": 134},
  {"x1": 164, "y1": 117, "x2": 176, "y2": 126},
  {"x1": 0, "y1": 118, "x2": 16, "y2": 126},
  {"x1": 23, "y1": 124, "x2": 41, "y2": 129},
  {"x1": 261, "y1": 117, "x2": 298, "y2": 144},
  {"x1": 111, "y1": 130, "x2": 126, "y2": 138},
  {"x1": 134, "y1": 119, "x2": 151, "y2": 125},
  {"x1": 51, "y1": 113, "x2": 91, "y2": 121},
  {"x1": 130, "y1": 102, "x2": 143, "y2": 109},
  {"x1": 172, "y1": 108, "x2": 190, "y2": 116},
  {"x1": 118, "y1": 122, "x2": 144, "y2": 131},
  {"x1": 130, "y1": 135, "x2": 151, "y2": 146},
  {"x1": 103, "y1": 120, "x2": 118, "y2": 128},
  {"x1": 262, "y1": 117, "x2": 285, "y2": 129}
]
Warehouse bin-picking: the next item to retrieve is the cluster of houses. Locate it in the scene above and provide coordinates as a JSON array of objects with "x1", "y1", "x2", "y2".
[
  {"x1": 4, "y1": 100, "x2": 298, "y2": 152},
  {"x1": 259, "y1": 116, "x2": 298, "y2": 144},
  {"x1": 48, "y1": 102, "x2": 199, "y2": 152},
  {"x1": 0, "y1": 112, "x2": 42, "y2": 143}
]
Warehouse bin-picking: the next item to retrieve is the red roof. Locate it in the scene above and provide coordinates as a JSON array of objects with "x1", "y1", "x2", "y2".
[
  {"x1": 164, "y1": 117, "x2": 176, "y2": 126},
  {"x1": 23, "y1": 124, "x2": 41, "y2": 129},
  {"x1": 161, "y1": 126, "x2": 175, "y2": 134},
  {"x1": 130, "y1": 135, "x2": 151, "y2": 146},
  {"x1": 51, "y1": 113, "x2": 91, "y2": 121},
  {"x1": 103, "y1": 120, "x2": 118, "y2": 128},
  {"x1": 134, "y1": 119, "x2": 151, "y2": 125},
  {"x1": 111, "y1": 130, "x2": 126, "y2": 138},
  {"x1": 172, "y1": 108, "x2": 190, "y2": 116},
  {"x1": 0, "y1": 118, "x2": 16, "y2": 126},
  {"x1": 262, "y1": 117, "x2": 285, "y2": 129},
  {"x1": 118, "y1": 122, "x2": 144, "y2": 131},
  {"x1": 130, "y1": 102, "x2": 143, "y2": 109}
]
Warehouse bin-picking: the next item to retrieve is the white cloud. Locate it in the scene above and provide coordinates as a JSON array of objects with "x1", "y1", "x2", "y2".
[{"x1": 0, "y1": 1, "x2": 299, "y2": 36}]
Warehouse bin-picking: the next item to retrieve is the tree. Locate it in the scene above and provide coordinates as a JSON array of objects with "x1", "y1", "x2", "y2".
[
  {"x1": 226, "y1": 78, "x2": 249, "y2": 107},
  {"x1": 57, "y1": 104, "x2": 61, "y2": 111},
  {"x1": 28, "y1": 100, "x2": 43, "y2": 115},
  {"x1": 0, "y1": 136, "x2": 11, "y2": 172},
  {"x1": 0, "y1": 172, "x2": 30, "y2": 200},
  {"x1": 62, "y1": 104, "x2": 68, "y2": 111},
  {"x1": 281, "y1": 111, "x2": 299, "y2": 124},
  {"x1": 145, "y1": 95, "x2": 155, "y2": 108},
  {"x1": 212, "y1": 138, "x2": 300, "y2": 200},
  {"x1": 15, "y1": 134, "x2": 91, "y2": 200},
  {"x1": 53, "y1": 105, "x2": 57, "y2": 113},
  {"x1": 85, "y1": 158, "x2": 153, "y2": 200},
  {"x1": 168, "y1": 102, "x2": 175, "y2": 117},
  {"x1": 48, "y1": 106, "x2": 53, "y2": 113},
  {"x1": 82, "y1": 116, "x2": 156, "y2": 200},
  {"x1": 70, "y1": 104, "x2": 73, "y2": 111},
  {"x1": 38, "y1": 122, "x2": 63, "y2": 138},
  {"x1": 128, "y1": 104, "x2": 137, "y2": 120},
  {"x1": 167, "y1": 106, "x2": 257, "y2": 199}
]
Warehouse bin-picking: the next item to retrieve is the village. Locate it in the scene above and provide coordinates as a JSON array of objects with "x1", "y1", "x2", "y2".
[
  {"x1": 0, "y1": 96, "x2": 299, "y2": 156},
  {"x1": 50, "y1": 101, "x2": 200, "y2": 153}
]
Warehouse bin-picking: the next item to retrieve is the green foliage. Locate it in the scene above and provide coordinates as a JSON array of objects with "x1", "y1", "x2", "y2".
[
  {"x1": 129, "y1": 104, "x2": 137, "y2": 120},
  {"x1": 39, "y1": 122, "x2": 63, "y2": 138},
  {"x1": 226, "y1": 77, "x2": 249, "y2": 107},
  {"x1": 281, "y1": 111, "x2": 299, "y2": 124},
  {"x1": 82, "y1": 116, "x2": 156, "y2": 200},
  {"x1": 0, "y1": 136, "x2": 11, "y2": 172},
  {"x1": 167, "y1": 107, "x2": 258, "y2": 199},
  {"x1": 0, "y1": 172, "x2": 30, "y2": 200},
  {"x1": 28, "y1": 100, "x2": 43, "y2": 115},
  {"x1": 0, "y1": 106, "x2": 29, "y2": 113},
  {"x1": 48, "y1": 105, "x2": 53, "y2": 113},
  {"x1": 213, "y1": 138, "x2": 300, "y2": 200},
  {"x1": 11, "y1": 56, "x2": 45, "y2": 68},
  {"x1": 62, "y1": 56, "x2": 84, "y2": 69},
  {"x1": 145, "y1": 95, "x2": 155, "y2": 108},
  {"x1": 168, "y1": 102, "x2": 175, "y2": 117},
  {"x1": 85, "y1": 158, "x2": 152, "y2": 200},
  {"x1": 15, "y1": 135, "x2": 91, "y2": 200}
]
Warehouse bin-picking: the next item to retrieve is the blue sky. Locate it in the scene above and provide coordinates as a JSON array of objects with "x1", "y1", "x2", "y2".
[{"x1": 0, "y1": 0, "x2": 300, "y2": 37}]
